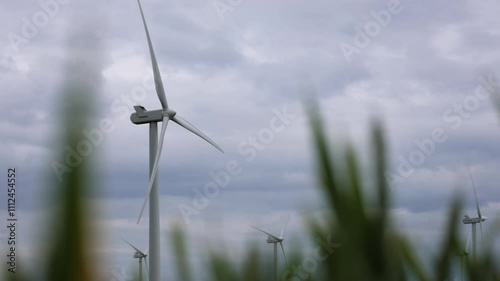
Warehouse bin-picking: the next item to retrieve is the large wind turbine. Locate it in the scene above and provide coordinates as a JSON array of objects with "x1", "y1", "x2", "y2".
[
  {"x1": 462, "y1": 165, "x2": 487, "y2": 261},
  {"x1": 122, "y1": 238, "x2": 149, "y2": 281},
  {"x1": 130, "y1": 1, "x2": 224, "y2": 281},
  {"x1": 250, "y1": 210, "x2": 291, "y2": 281}
]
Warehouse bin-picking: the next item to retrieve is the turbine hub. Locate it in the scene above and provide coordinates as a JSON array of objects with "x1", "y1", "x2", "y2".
[{"x1": 163, "y1": 108, "x2": 177, "y2": 118}]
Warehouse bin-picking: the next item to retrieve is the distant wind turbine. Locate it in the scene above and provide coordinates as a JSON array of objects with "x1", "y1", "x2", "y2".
[
  {"x1": 251, "y1": 209, "x2": 291, "y2": 281},
  {"x1": 122, "y1": 238, "x2": 149, "y2": 281},
  {"x1": 129, "y1": 1, "x2": 224, "y2": 281},
  {"x1": 462, "y1": 165, "x2": 487, "y2": 261}
]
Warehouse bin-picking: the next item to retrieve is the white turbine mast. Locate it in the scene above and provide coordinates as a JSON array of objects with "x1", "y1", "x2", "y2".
[
  {"x1": 122, "y1": 238, "x2": 150, "y2": 281},
  {"x1": 129, "y1": 1, "x2": 224, "y2": 281},
  {"x1": 250, "y1": 209, "x2": 291, "y2": 281},
  {"x1": 462, "y1": 165, "x2": 487, "y2": 261},
  {"x1": 456, "y1": 231, "x2": 470, "y2": 281}
]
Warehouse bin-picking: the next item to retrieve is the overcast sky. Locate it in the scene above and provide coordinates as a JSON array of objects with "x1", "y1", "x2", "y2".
[{"x1": 1, "y1": 0, "x2": 500, "y2": 280}]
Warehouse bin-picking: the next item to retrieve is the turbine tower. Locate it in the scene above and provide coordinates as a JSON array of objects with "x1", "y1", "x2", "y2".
[
  {"x1": 130, "y1": 1, "x2": 224, "y2": 281},
  {"x1": 456, "y1": 232, "x2": 470, "y2": 281},
  {"x1": 462, "y1": 165, "x2": 487, "y2": 261},
  {"x1": 122, "y1": 238, "x2": 149, "y2": 281},
  {"x1": 250, "y1": 210, "x2": 291, "y2": 281}
]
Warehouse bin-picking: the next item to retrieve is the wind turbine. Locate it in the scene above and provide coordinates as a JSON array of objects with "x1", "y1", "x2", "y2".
[
  {"x1": 129, "y1": 1, "x2": 224, "y2": 281},
  {"x1": 122, "y1": 238, "x2": 149, "y2": 281},
  {"x1": 462, "y1": 165, "x2": 487, "y2": 261},
  {"x1": 250, "y1": 210, "x2": 291, "y2": 281}
]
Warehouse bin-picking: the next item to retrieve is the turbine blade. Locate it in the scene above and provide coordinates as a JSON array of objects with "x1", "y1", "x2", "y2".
[
  {"x1": 172, "y1": 115, "x2": 224, "y2": 153},
  {"x1": 144, "y1": 257, "x2": 150, "y2": 280},
  {"x1": 280, "y1": 208, "x2": 292, "y2": 238},
  {"x1": 279, "y1": 242, "x2": 288, "y2": 266},
  {"x1": 137, "y1": 116, "x2": 169, "y2": 224},
  {"x1": 250, "y1": 225, "x2": 280, "y2": 241},
  {"x1": 121, "y1": 238, "x2": 147, "y2": 256},
  {"x1": 144, "y1": 247, "x2": 149, "y2": 255},
  {"x1": 467, "y1": 165, "x2": 482, "y2": 218},
  {"x1": 136, "y1": 0, "x2": 168, "y2": 110}
]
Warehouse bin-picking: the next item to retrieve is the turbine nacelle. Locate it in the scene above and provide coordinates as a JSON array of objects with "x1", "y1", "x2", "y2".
[
  {"x1": 462, "y1": 215, "x2": 487, "y2": 224},
  {"x1": 266, "y1": 236, "x2": 283, "y2": 243},
  {"x1": 131, "y1": 106, "x2": 176, "y2": 124},
  {"x1": 134, "y1": 252, "x2": 144, "y2": 259},
  {"x1": 131, "y1": 106, "x2": 164, "y2": 124}
]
